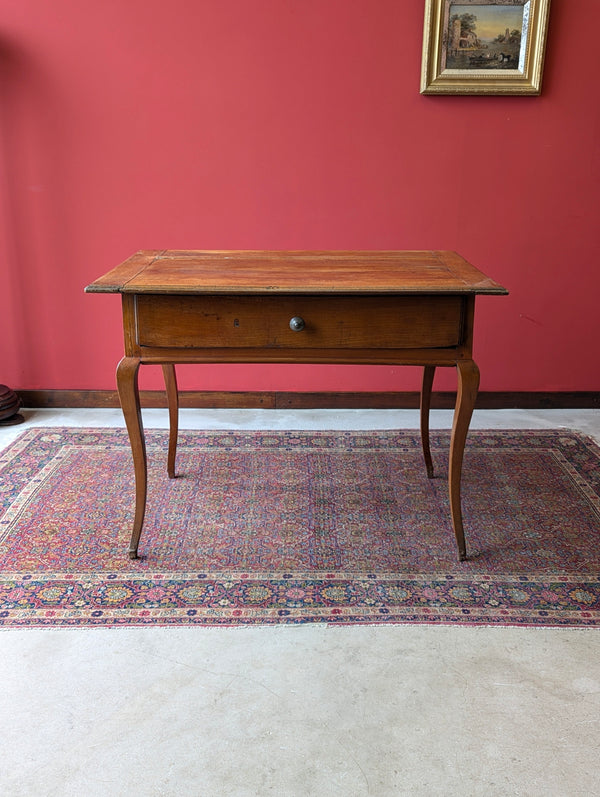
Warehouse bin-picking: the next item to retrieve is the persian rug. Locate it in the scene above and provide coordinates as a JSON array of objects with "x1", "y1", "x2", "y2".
[{"x1": 1, "y1": 427, "x2": 599, "y2": 628}]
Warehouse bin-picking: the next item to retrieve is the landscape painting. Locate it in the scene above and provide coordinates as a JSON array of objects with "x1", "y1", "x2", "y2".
[
  {"x1": 445, "y1": 3, "x2": 528, "y2": 70},
  {"x1": 421, "y1": 0, "x2": 551, "y2": 95}
]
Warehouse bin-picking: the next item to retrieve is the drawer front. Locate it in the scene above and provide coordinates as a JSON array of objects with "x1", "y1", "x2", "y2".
[{"x1": 135, "y1": 294, "x2": 464, "y2": 349}]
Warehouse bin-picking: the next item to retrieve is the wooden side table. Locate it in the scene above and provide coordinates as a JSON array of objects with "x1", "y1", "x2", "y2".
[{"x1": 86, "y1": 250, "x2": 507, "y2": 560}]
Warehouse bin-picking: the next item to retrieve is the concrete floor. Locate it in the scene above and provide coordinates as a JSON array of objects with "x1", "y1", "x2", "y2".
[{"x1": 1, "y1": 408, "x2": 600, "y2": 796}]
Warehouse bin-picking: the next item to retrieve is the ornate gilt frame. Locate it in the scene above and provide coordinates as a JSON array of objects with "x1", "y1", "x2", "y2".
[{"x1": 421, "y1": 0, "x2": 551, "y2": 95}]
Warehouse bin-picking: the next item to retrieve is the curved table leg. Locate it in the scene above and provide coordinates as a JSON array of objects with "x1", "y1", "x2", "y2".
[
  {"x1": 162, "y1": 364, "x2": 179, "y2": 479},
  {"x1": 420, "y1": 365, "x2": 435, "y2": 479},
  {"x1": 449, "y1": 359, "x2": 480, "y2": 562},
  {"x1": 116, "y1": 357, "x2": 147, "y2": 560}
]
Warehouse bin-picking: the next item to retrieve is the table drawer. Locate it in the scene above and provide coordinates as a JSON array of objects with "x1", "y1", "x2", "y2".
[{"x1": 135, "y1": 294, "x2": 464, "y2": 349}]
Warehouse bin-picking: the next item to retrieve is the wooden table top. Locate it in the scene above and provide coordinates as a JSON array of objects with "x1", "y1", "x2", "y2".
[{"x1": 86, "y1": 250, "x2": 508, "y2": 296}]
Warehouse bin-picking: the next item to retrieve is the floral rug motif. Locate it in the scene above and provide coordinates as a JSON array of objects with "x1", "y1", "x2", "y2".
[{"x1": 1, "y1": 427, "x2": 599, "y2": 628}]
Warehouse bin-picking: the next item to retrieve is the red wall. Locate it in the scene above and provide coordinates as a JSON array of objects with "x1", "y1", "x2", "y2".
[{"x1": 1, "y1": 0, "x2": 599, "y2": 394}]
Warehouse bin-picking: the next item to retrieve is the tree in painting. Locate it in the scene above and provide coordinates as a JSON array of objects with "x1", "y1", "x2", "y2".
[
  {"x1": 448, "y1": 13, "x2": 481, "y2": 54},
  {"x1": 451, "y1": 12, "x2": 477, "y2": 38}
]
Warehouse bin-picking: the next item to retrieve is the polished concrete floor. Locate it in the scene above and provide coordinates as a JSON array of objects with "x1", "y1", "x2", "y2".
[{"x1": 1, "y1": 408, "x2": 599, "y2": 796}]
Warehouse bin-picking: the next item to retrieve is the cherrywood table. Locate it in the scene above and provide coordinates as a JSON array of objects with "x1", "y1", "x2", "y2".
[{"x1": 86, "y1": 250, "x2": 507, "y2": 560}]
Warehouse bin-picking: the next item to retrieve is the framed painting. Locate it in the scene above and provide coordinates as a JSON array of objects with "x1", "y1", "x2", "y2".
[{"x1": 421, "y1": 0, "x2": 551, "y2": 95}]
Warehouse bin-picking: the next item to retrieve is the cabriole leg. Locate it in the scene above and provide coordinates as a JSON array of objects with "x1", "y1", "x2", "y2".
[
  {"x1": 116, "y1": 356, "x2": 147, "y2": 559},
  {"x1": 420, "y1": 365, "x2": 435, "y2": 479},
  {"x1": 449, "y1": 359, "x2": 480, "y2": 561},
  {"x1": 162, "y1": 364, "x2": 179, "y2": 479}
]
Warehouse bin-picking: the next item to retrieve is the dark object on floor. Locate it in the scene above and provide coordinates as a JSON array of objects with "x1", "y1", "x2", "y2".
[{"x1": 0, "y1": 384, "x2": 24, "y2": 425}]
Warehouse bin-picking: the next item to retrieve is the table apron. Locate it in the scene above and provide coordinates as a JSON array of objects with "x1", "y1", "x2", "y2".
[{"x1": 124, "y1": 294, "x2": 475, "y2": 363}]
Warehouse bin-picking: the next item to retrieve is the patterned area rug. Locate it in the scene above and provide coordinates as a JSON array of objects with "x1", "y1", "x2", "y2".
[{"x1": 1, "y1": 427, "x2": 599, "y2": 628}]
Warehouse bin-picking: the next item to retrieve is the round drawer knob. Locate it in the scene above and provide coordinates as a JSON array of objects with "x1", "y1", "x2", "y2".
[{"x1": 289, "y1": 316, "x2": 305, "y2": 332}]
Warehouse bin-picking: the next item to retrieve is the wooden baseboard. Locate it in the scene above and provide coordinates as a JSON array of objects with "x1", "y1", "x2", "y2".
[{"x1": 16, "y1": 389, "x2": 600, "y2": 410}]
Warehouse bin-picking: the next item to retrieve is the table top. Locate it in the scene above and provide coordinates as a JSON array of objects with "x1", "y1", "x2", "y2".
[{"x1": 85, "y1": 250, "x2": 508, "y2": 296}]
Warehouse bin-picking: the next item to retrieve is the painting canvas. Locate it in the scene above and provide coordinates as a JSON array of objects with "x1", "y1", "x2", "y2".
[
  {"x1": 421, "y1": 0, "x2": 551, "y2": 95},
  {"x1": 444, "y1": 3, "x2": 529, "y2": 71}
]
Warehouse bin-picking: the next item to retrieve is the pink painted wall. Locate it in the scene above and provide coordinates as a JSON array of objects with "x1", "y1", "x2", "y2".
[{"x1": 1, "y1": 0, "x2": 599, "y2": 394}]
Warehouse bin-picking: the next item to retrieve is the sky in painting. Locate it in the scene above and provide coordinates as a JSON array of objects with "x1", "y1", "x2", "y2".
[{"x1": 450, "y1": 4, "x2": 524, "y2": 40}]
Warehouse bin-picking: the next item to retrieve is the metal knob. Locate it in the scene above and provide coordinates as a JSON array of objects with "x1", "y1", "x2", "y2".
[{"x1": 289, "y1": 316, "x2": 305, "y2": 332}]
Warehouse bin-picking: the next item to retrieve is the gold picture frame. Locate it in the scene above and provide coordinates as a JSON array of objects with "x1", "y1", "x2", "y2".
[{"x1": 421, "y1": 0, "x2": 551, "y2": 95}]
